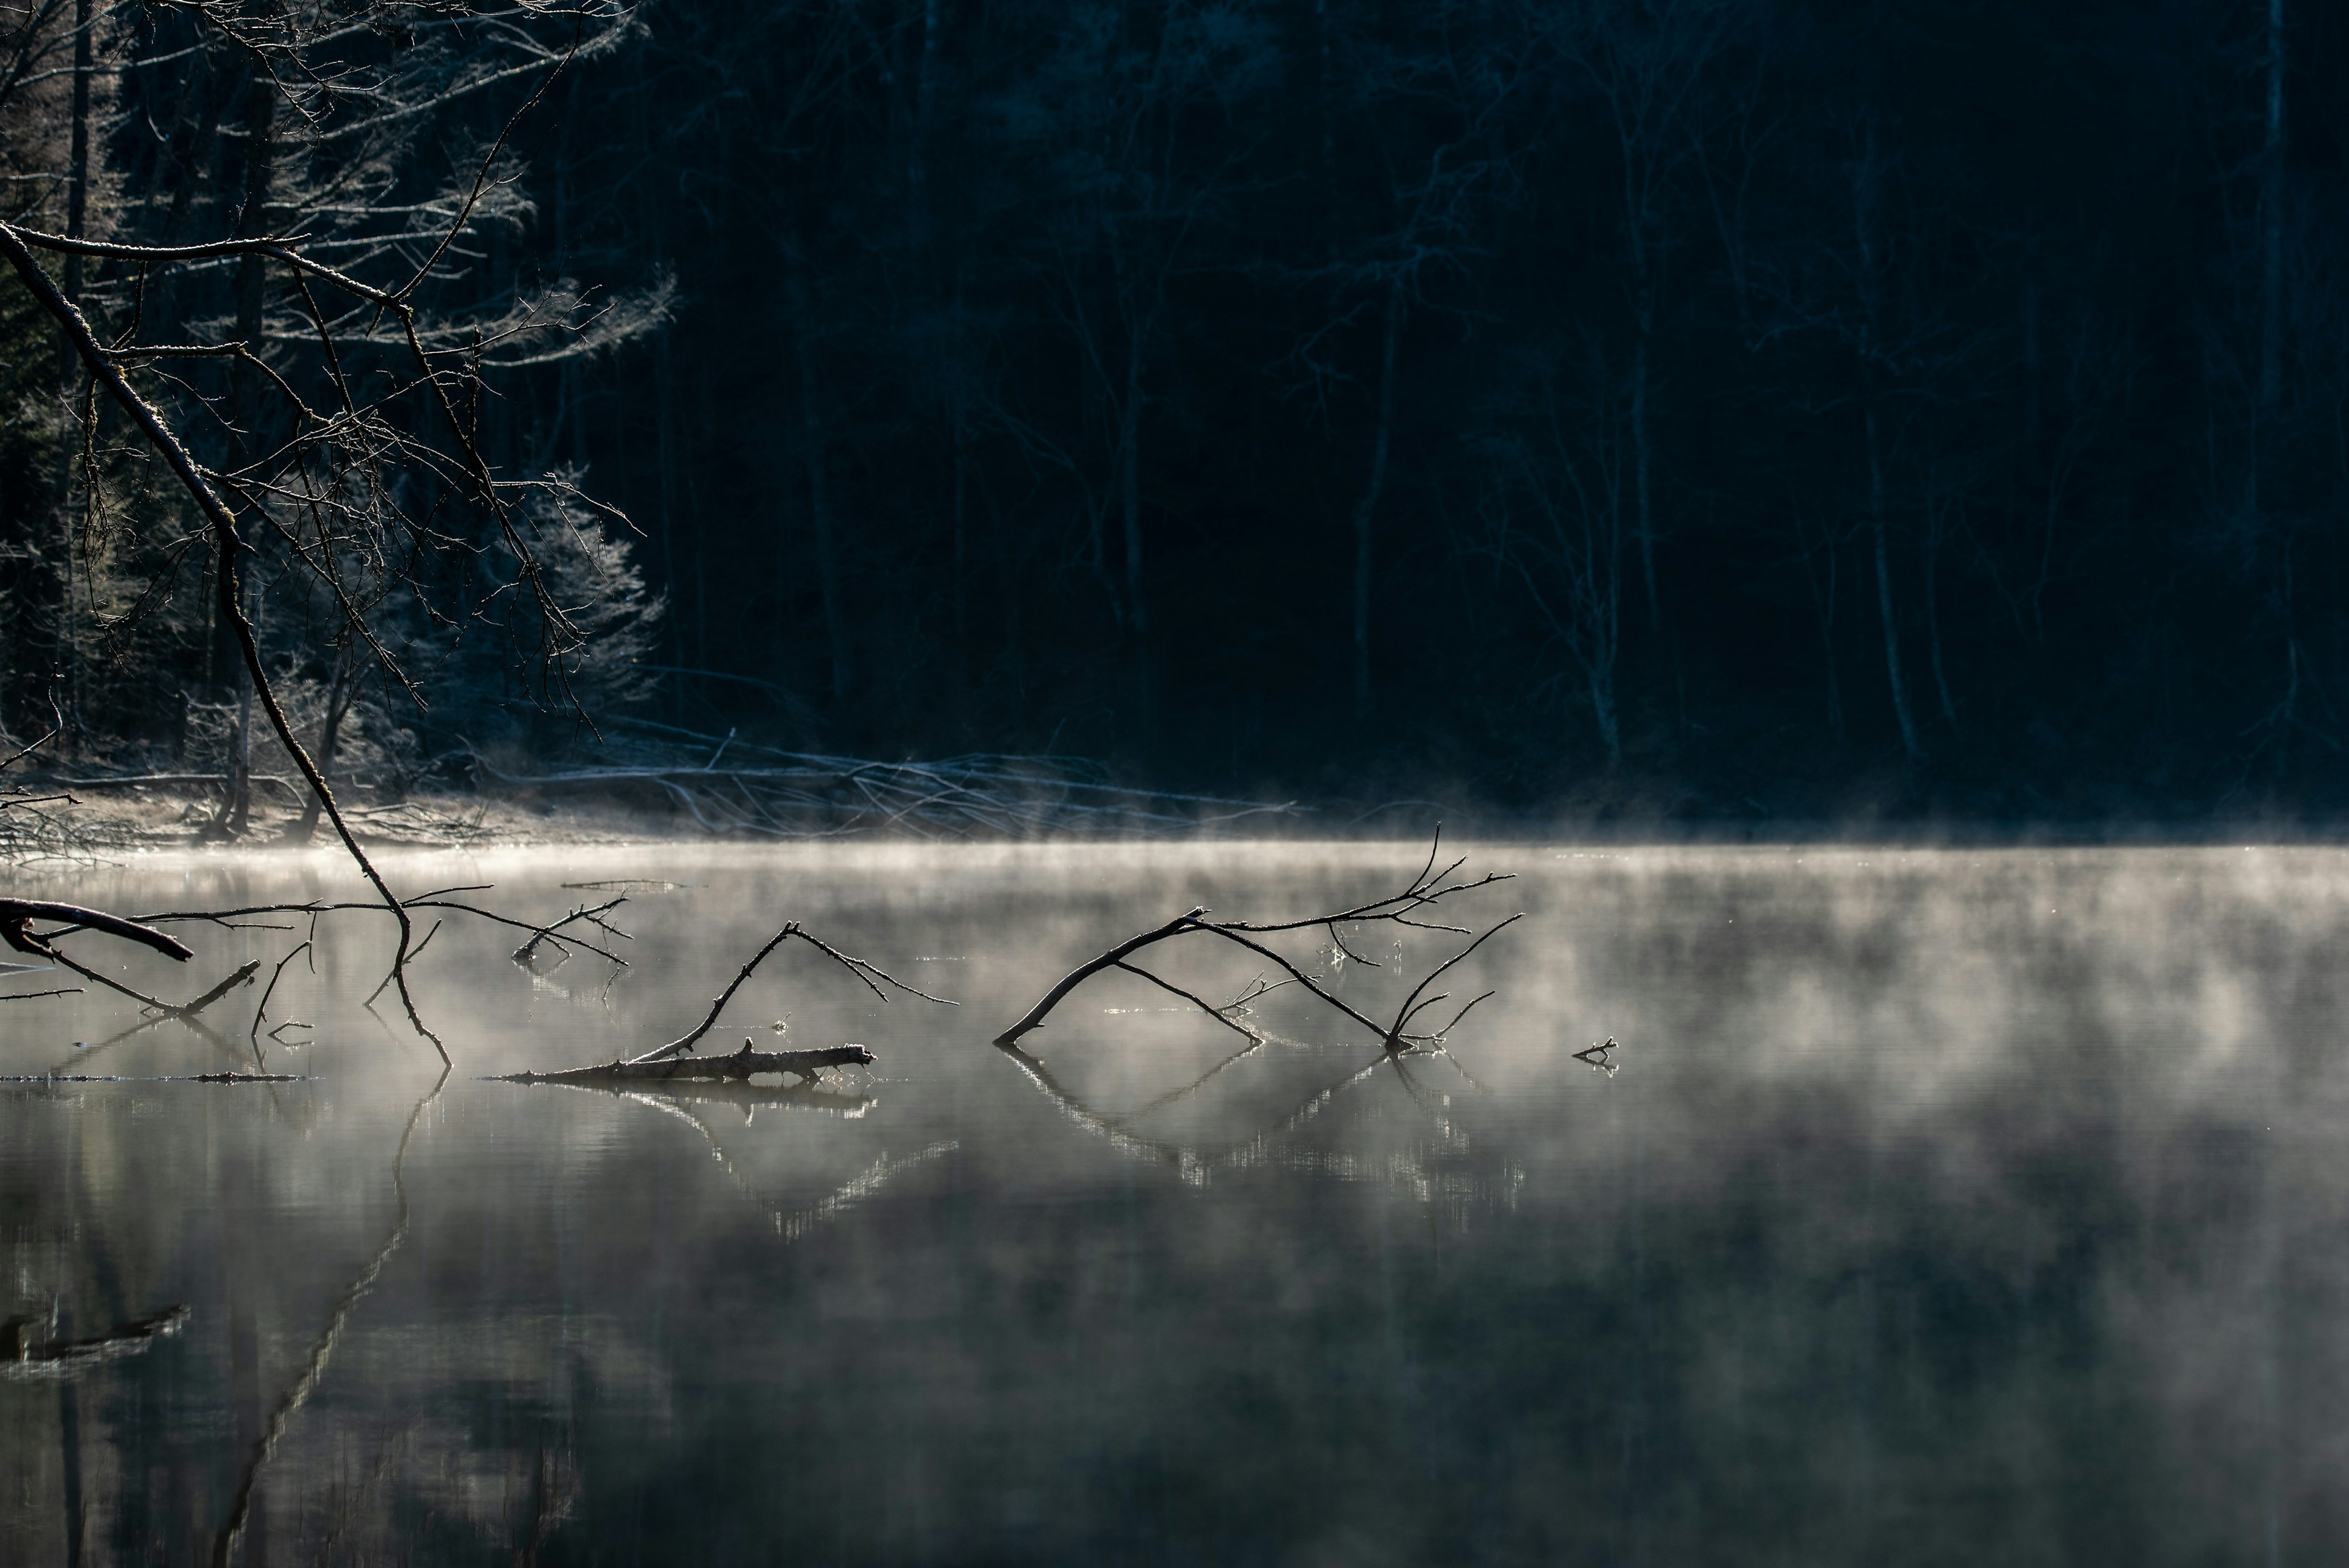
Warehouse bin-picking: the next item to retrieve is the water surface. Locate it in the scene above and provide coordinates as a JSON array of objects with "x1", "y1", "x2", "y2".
[{"x1": 4, "y1": 842, "x2": 2348, "y2": 1563}]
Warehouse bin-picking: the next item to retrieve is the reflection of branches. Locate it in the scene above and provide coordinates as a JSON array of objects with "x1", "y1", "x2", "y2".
[
  {"x1": 1117, "y1": 1035, "x2": 1274, "y2": 1123},
  {"x1": 770, "y1": 1143, "x2": 958, "y2": 1243},
  {"x1": 999, "y1": 1037, "x2": 1513, "y2": 1219},
  {"x1": 996, "y1": 1039, "x2": 1440, "y2": 1172},
  {"x1": 994, "y1": 829, "x2": 1518, "y2": 1055},
  {"x1": 51, "y1": 995, "x2": 263, "y2": 1075},
  {"x1": 210, "y1": 1066, "x2": 450, "y2": 1568},
  {"x1": 544, "y1": 1079, "x2": 877, "y2": 1120},
  {"x1": 577, "y1": 1079, "x2": 951, "y2": 1243}
]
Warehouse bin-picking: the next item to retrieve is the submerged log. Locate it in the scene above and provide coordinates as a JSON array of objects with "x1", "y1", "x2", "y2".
[{"x1": 499, "y1": 1039, "x2": 874, "y2": 1086}]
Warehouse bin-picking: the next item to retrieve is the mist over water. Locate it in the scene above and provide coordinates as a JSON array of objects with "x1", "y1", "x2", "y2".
[{"x1": 5, "y1": 842, "x2": 2349, "y2": 1562}]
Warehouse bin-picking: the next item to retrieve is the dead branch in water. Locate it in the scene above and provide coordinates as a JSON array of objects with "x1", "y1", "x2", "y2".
[
  {"x1": 0, "y1": 895, "x2": 270, "y2": 1025},
  {"x1": 89, "y1": 887, "x2": 634, "y2": 968},
  {"x1": 629, "y1": 920, "x2": 951, "y2": 1065},
  {"x1": 993, "y1": 828, "x2": 1519, "y2": 1057},
  {"x1": 500, "y1": 1041, "x2": 877, "y2": 1086},
  {"x1": 8, "y1": 883, "x2": 642, "y2": 1068},
  {"x1": 39, "y1": 948, "x2": 259, "y2": 1022},
  {"x1": 0, "y1": 899, "x2": 193, "y2": 962},
  {"x1": 507, "y1": 920, "x2": 954, "y2": 1087}
]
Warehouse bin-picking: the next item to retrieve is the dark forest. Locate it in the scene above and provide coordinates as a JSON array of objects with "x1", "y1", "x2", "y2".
[{"x1": 4, "y1": 0, "x2": 2347, "y2": 825}]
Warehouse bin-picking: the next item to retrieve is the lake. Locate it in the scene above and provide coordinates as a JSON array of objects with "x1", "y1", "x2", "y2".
[{"x1": 4, "y1": 841, "x2": 2348, "y2": 1564}]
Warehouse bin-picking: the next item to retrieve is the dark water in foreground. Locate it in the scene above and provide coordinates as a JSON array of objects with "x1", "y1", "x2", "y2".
[{"x1": 4, "y1": 841, "x2": 2349, "y2": 1564}]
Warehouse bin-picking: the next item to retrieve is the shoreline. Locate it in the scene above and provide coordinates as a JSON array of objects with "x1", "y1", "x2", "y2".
[{"x1": 12, "y1": 778, "x2": 2349, "y2": 864}]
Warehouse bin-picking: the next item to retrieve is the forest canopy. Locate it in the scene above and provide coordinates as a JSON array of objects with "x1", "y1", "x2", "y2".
[{"x1": 2, "y1": 0, "x2": 2345, "y2": 823}]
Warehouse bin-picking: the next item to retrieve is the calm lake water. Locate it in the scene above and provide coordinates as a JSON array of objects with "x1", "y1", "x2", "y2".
[{"x1": 5, "y1": 841, "x2": 2349, "y2": 1564}]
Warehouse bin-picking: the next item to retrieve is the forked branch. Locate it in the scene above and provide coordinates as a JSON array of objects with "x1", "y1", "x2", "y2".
[
  {"x1": 502, "y1": 920, "x2": 954, "y2": 1088},
  {"x1": 992, "y1": 830, "x2": 1519, "y2": 1055},
  {"x1": 627, "y1": 920, "x2": 952, "y2": 1066}
]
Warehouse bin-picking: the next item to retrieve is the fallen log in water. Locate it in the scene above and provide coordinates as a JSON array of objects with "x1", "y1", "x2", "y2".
[
  {"x1": 507, "y1": 919, "x2": 940, "y2": 1085},
  {"x1": 499, "y1": 1039, "x2": 875, "y2": 1086}
]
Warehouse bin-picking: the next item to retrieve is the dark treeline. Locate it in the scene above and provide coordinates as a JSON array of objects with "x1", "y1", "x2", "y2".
[{"x1": 7, "y1": 0, "x2": 2349, "y2": 821}]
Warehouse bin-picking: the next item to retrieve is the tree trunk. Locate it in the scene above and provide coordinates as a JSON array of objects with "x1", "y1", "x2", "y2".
[
  {"x1": 1353, "y1": 277, "x2": 1403, "y2": 721},
  {"x1": 1802, "y1": 515, "x2": 1845, "y2": 741},
  {"x1": 1866, "y1": 404, "x2": 1922, "y2": 765},
  {"x1": 1119, "y1": 340, "x2": 1146, "y2": 636},
  {"x1": 49, "y1": 0, "x2": 91, "y2": 726},
  {"x1": 1118, "y1": 322, "x2": 1151, "y2": 734},
  {"x1": 976, "y1": 466, "x2": 1025, "y2": 723},
  {"x1": 217, "y1": 68, "x2": 277, "y2": 835},
  {"x1": 2259, "y1": 0, "x2": 2285, "y2": 416},
  {"x1": 911, "y1": 0, "x2": 941, "y2": 253},
  {"x1": 1591, "y1": 494, "x2": 1624, "y2": 768},
  {"x1": 2245, "y1": 0, "x2": 2285, "y2": 589},
  {"x1": 290, "y1": 647, "x2": 354, "y2": 844},
  {"x1": 952, "y1": 391, "x2": 970, "y2": 648},
  {"x1": 1923, "y1": 494, "x2": 1959, "y2": 735},
  {"x1": 1854, "y1": 119, "x2": 1923, "y2": 767},
  {"x1": 785, "y1": 247, "x2": 850, "y2": 702},
  {"x1": 655, "y1": 326, "x2": 681, "y2": 662},
  {"x1": 56, "y1": 0, "x2": 90, "y2": 381},
  {"x1": 1631, "y1": 319, "x2": 1659, "y2": 638}
]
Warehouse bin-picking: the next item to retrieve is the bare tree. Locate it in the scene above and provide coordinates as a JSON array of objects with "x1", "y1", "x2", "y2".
[
  {"x1": 1470, "y1": 334, "x2": 1634, "y2": 765},
  {"x1": 0, "y1": 0, "x2": 665, "y2": 1054},
  {"x1": 1542, "y1": 0, "x2": 1752, "y2": 642},
  {"x1": 1292, "y1": 0, "x2": 1530, "y2": 720},
  {"x1": 974, "y1": 0, "x2": 1277, "y2": 729}
]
